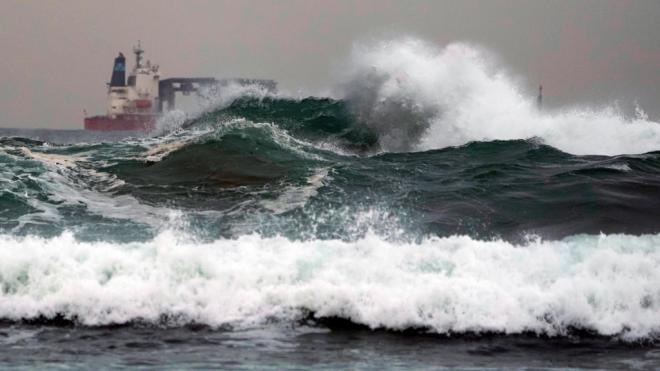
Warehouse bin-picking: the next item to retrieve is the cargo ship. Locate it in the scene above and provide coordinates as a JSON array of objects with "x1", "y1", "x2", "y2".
[{"x1": 84, "y1": 42, "x2": 276, "y2": 131}]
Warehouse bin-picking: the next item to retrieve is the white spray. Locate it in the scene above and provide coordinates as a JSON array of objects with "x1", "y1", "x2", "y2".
[
  {"x1": 0, "y1": 230, "x2": 659, "y2": 339},
  {"x1": 340, "y1": 38, "x2": 660, "y2": 155}
]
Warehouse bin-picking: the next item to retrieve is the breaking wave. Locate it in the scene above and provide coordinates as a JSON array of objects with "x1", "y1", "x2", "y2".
[
  {"x1": 340, "y1": 38, "x2": 660, "y2": 155},
  {"x1": 1, "y1": 38, "x2": 659, "y2": 343},
  {"x1": 0, "y1": 231, "x2": 659, "y2": 340}
]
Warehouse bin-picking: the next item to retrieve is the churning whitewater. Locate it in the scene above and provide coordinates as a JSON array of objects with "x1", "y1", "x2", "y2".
[
  {"x1": 1, "y1": 231, "x2": 660, "y2": 340},
  {"x1": 1, "y1": 39, "x2": 660, "y2": 341}
]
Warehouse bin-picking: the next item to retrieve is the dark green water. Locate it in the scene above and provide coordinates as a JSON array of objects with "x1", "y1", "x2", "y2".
[
  {"x1": 1, "y1": 96, "x2": 660, "y2": 369},
  {"x1": 4, "y1": 97, "x2": 660, "y2": 242}
]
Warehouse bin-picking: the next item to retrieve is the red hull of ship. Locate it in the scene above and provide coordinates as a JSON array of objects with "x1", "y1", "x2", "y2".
[{"x1": 84, "y1": 115, "x2": 156, "y2": 131}]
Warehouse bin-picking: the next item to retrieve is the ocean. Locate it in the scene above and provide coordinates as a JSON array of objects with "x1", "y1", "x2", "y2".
[{"x1": 1, "y1": 40, "x2": 660, "y2": 369}]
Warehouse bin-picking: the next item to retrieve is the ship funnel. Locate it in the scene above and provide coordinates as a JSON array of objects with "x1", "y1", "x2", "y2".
[{"x1": 110, "y1": 52, "x2": 126, "y2": 87}]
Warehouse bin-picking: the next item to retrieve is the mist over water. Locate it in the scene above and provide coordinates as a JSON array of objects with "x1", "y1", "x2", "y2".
[{"x1": 1, "y1": 37, "x2": 660, "y2": 368}]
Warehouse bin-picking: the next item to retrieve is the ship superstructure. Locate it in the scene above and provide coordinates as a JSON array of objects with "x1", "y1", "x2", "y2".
[
  {"x1": 85, "y1": 42, "x2": 160, "y2": 131},
  {"x1": 108, "y1": 43, "x2": 160, "y2": 118},
  {"x1": 85, "y1": 42, "x2": 277, "y2": 131}
]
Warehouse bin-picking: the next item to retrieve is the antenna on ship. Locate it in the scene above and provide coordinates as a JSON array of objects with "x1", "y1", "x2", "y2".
[
  {"x1": 537, "y1": 84, "x2": 543, "y2": 110},
  {"x1": 133, "y1": 40, "x2": 144, "y2": 68}
]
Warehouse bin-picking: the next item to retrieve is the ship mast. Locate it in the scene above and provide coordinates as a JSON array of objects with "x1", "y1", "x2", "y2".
[{"x1": 133, "y1": 40, "x2": 144, "y2": 69}]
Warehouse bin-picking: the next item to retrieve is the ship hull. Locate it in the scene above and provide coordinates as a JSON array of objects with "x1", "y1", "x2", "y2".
[{"x1": 84, "y1": 114, "x2": 156, "y2": 131}]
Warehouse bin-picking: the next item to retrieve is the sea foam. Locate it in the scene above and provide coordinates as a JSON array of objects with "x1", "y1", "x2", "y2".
[
  {"x1": 0, "y1": 231, "x2": 658, "y2": 340},
  {"x1": 341, "y1": 38, "x2": 660, "y2": 156}
]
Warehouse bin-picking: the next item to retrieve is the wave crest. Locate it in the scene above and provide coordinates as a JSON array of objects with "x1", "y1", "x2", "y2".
[{"x1": 340, "y1": 38, "x2": 660, "y2": 155}]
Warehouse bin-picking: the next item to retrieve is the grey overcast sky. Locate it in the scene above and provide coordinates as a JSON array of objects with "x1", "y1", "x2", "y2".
[{"x1": 0, "y1": 0, "x2": 658, "y2": 129}]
